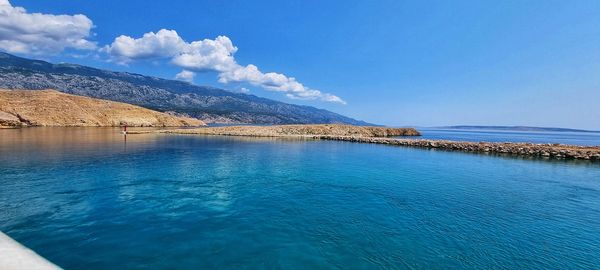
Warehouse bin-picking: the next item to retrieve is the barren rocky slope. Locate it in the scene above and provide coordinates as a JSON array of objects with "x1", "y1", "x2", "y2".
[{"x1": 0, "y1": 89, "x2": 205, "y2": 127}]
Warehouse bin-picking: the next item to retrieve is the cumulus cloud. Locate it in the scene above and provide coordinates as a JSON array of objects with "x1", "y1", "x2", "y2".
[
  {"x1": 239, "y1": 87, "x2": 250, "y2": 94},
  {"x1": 0, "y1": 0, "x2": 95, "y2": 54},
  {"x1": 171, "y1": 35, "x2": 238, "y2": 72},
  {"x1": 218, "y1": 64, "x2": 346, "y2": 104},
  {"x1": 102, "y1": 29, "x2": 186, "y2": 63},
  {"x1": 175, "y1": 69, "x2": 195, "y2": 83},
  {"x1": 104, "y1": 29, "x2": 345, "y2": 104}
]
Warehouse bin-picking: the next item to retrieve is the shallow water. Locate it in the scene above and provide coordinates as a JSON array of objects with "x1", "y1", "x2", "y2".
[{"x1": 1, "y1": 128, "x2": 599, "y2": 269}]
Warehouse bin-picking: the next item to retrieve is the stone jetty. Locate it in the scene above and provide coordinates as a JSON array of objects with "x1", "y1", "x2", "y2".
[
  {"x1": 127, "y1": 124, "x2": 421, "y2": 137},
  {"x1": 126, "y1": 124, "x2": 600, "y2": 162},
  {"x1": 313, "y1": 136, "x2": 600, "y2": 161}
]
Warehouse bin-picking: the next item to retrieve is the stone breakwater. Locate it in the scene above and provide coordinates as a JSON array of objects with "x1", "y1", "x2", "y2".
[
  {"x1": 312, "y1": 136, "x2": 600, "y2": 161},
  {"x1": 127, "y1": 124, "x2": 421, "y2": 137},
  {"x1": 126, "y1": 125, "x2": 600, "y2": 162}
]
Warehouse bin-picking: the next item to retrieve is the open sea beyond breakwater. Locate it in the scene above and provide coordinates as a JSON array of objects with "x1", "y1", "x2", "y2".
[{"x1": 411, "y1": 128, "x2": 600, "y2": 146}]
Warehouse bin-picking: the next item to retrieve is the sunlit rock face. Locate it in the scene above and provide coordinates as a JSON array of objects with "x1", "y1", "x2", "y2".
[{"x1": 0, "y1": 89, "x2": 205, "y2": 127}]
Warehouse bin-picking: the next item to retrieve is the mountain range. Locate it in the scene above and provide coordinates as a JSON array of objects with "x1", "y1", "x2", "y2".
[{"x1": 0, "y1": 53, "x2": 369, "y2": 125}]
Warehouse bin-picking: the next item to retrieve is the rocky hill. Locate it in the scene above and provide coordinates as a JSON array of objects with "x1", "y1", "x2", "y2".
[
  {"x1": 0, "y1": 53, "x2": 370, "y2": 125},
  {"x1": 0, "y1": 89, "x2": 204, "y2": 127}
]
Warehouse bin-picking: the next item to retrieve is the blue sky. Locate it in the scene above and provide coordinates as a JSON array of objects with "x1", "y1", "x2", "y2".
[{"x1": 5, "y1": 0, "x2": 600, "y2": 129}]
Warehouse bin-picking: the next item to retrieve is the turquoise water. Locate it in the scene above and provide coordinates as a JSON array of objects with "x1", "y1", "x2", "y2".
[{"x1": 1, "y1": 128, "x2": 599, "y2": 269}]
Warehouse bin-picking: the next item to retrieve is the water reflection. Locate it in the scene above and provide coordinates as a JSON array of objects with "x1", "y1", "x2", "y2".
[{"x1": 0, "y1": 127, "x2": 318, "y2": 157}]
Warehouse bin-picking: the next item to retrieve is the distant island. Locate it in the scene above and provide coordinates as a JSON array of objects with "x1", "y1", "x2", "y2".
[{"x1": 438, "y1": 125, "x2": 600, "y2": 133}]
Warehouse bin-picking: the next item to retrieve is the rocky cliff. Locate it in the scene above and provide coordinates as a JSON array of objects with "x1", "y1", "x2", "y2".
[{"x1": 0, "y1": 89, "x2": 205, "y2": 127}]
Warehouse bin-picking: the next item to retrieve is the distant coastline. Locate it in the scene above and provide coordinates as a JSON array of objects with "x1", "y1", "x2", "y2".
[{"x1": 436, "y1": 125, "x2": 600, "y2": 133}]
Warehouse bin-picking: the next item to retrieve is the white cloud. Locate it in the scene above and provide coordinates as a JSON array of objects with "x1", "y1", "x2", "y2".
[
  {"x1": 0, "y1": 0, "x2": 95, "y2": 54},
  {"x1": 218, "y1": 64, "x2": 346, "y2": 104},
  {"x1": 175, "y1": 70, "x2": 195, "y2": 83},
  {"x1": 103, "y1": 29, "x2": 186, "y2": 63},
  {"x1": 239, "y1": 87, "x2": 250, "y2": 94},
  {"x1": 104, "y1": 29, "x2": 345, "y2": 104},
  {"x1": 171, "y1": 35, "x2": 238, "y2": 72}
]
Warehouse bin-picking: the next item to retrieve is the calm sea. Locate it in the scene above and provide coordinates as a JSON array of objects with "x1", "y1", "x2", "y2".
[
  {"x1": 1, "y1": 128, "x2": 599, "y2": 269},
  {"x1": 406, "y1": 128, "x2": 600, "y2": 146}
]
